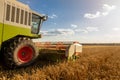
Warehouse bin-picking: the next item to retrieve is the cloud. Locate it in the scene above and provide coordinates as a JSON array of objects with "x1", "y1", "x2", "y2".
[
  {"x1": 41, "y1": 29, "x2": 75, "y2": 36},
  {"x1": 102, "y1": 4, "x2": 116, "y2": 16},
  {"x1": 105, "y1": 34, "x2": 120, "y2": 39},
  {"x1": 41, "y1": 25, "x2": 99, "y2": 36},
  {"x1": 75, "y1": 29, "x2": 88, "y2": 33},
  {"x1": 84, "y1": 11, "x2": 101, "y2": 19},
  {"x1": 84, "y1": 4, "x2": 116, "y2": 19},
  {"x1": 86, "y1": 27, "x2": 99, "y2": 32},
  {"x1": 103, "y1": 4, "x2": 116, "y2": 12},
  {"x1": 112, "y1": 27, "x2": 120, "y2": 31},
  {"x1": 71, "y1": 24, "x2": 78, "y2": 28},
  {"x1": 102, "y1": 12, "x2": 109, "y2": 16},
  {"x1": 75, "y1": 27, "x2": 99, "y2": 33},
  {"x1": 48, "y1": 14, "x2": 58, "y2": 19}
]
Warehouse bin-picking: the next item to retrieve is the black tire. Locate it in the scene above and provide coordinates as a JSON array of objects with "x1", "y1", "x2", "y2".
[{"x1": 1, "y1": 37, "x2": 38, "y2": 68}]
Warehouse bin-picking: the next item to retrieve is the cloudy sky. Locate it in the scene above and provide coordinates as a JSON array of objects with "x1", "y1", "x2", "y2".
[{"x1": 18, "y1": 0, "x2": 120, "y2": 43}]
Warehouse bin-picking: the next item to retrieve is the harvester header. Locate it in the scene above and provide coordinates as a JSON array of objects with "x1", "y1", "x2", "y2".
[{"x1": 35, "y1": 41, "x2": 82, "y2": 60}]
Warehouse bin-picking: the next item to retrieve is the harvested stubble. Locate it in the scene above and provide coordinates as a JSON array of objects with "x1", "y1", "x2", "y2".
[{"x1": 0, "y1": 45, "x2": 120, "y2": 80}]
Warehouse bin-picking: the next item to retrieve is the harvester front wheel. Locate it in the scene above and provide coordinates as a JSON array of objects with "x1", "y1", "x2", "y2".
[{"x1": 2, "y1": 37, "x2": 38, "y2": 68}]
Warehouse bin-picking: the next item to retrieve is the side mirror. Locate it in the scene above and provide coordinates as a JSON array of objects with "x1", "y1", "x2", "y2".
[{"x1": 42, "y1": 16, "x2": 48, "y2": 21}]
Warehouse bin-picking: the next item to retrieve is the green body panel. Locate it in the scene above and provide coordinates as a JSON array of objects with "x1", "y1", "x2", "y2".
[
  {"x1": 0, "y1": 23, "x2": 3, "y2": 47},
  {"x1": 0, "y1": 22, "x2": 40, "y2": 46}
]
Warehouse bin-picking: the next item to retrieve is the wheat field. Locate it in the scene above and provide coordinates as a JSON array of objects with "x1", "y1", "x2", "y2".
[{"x1": 0, "y1": 45, "x2": 120, "y2": 80}]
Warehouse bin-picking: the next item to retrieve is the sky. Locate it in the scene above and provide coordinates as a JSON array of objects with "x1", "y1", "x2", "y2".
[{"x1": 18, "y1": 0, "x2": 120, "y2": 43}]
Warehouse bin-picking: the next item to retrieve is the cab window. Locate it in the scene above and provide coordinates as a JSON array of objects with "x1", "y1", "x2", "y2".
[{"x1": 31, "y1": 14, "x2": 41, "y2": 34}]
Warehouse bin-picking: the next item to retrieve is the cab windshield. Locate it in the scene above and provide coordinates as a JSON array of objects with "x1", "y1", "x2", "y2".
[{"x1": 31, "y1": 13, "x2": 41, "y2": 34}]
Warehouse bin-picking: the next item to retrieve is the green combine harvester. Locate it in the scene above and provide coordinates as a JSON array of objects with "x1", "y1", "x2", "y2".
[
  {"x1": 0, "y1": 0, "x2": 82, "y2": 68},
  {"x1": 0, "y1": 0, "x2": 47, "y2": 68}
]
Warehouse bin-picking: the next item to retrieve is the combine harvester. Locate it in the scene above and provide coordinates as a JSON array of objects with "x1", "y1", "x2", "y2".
[
  {"x1": 0, "y1": 0, "x2": 82, "y2": 68},
  {"x1": 0, "y1": 0, "x2": 47, "y2": 68}
]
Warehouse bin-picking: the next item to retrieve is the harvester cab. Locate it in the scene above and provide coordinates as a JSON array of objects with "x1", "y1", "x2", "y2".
[
  {"x1": 0, "y1": 0, "x2": 47, "y2": 68},
  {"x1": 31, "y1": 11, "x2": 47, "y2": 34}
]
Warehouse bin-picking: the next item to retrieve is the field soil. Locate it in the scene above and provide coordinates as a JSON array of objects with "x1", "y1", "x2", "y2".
[{"x1": 0, "y1": 45, "x2": 120, "y2": 80}]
